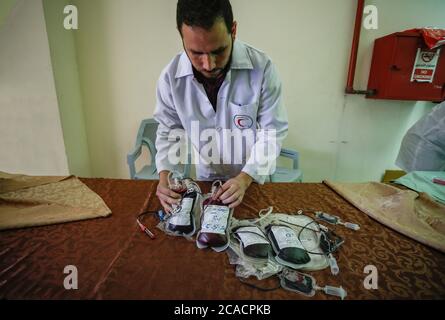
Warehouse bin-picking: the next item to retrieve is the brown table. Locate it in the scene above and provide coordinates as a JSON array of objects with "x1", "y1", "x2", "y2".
[{"x1": 0, "y1": 178, "x2": 444, "y2": 299}]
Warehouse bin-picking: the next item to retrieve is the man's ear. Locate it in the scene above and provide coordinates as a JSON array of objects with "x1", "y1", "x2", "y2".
[{"x1": 231, "y1": 21, "x2": 237, "y2": 39}]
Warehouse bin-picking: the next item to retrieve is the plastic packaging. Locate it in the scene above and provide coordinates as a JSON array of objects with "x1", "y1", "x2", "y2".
[
  {"x1": 316, "y1": 211, "x2": 360, "y2": 231},
  {"x1": 279, "y1": 268, "x2": 315, "y2": 297},
  {"x1": 343, "y1": 222, "x2": 360, "y2": 231},
  {"x1": 280, "y1": 268, "x2": 347, "y2": 299},
  {"x1": 233, "y1": 225, "x2": 271, "y2": 259},
  {"x1": 319, "y1": 230, "x2": 344, "y2": 254},
  {"x1": 266, "y1": 224, "x2": 311, "y2": 267},
  {"x1": 405, "y1": 28, "x2": 445, "y2": 50},
  {"x1": 196, "y1": 181, "x2": 232, "y2": 251},
  {"x1": 157, "y1": 174, "x2": 202, "y2": 238},
  {"x1": 228, "y1": 209, "x2": 348, "y2": 296},
  {"x1": 328, "y1": 253, "x2": 339, "y2": 275},
  {"x1": 396, "y1": 101, "x2": 445, "y2": 172},
  {"x1": 315, "y1": 212, "x2": 339, "y2": 224},
  {"x1": 262, "y1": 213, "x2": 329, "y2": 271},
  {"x1": 227, "y1": 247, "x2": 283, "y2": 280},
  {"x1": 314, "y1": 284, "x2": 347, "y2": 300},
  {"x1": 227, "y1": 210, "x2": 281, "y2": 280},
  {"x1": 167, "y1": 180, "x2": 199, "y2": 234}
]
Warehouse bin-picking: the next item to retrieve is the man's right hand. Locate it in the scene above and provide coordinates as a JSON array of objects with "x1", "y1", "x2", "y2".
[{"x1": 156, "y1": 171, "x2": 181, "y2": 213}]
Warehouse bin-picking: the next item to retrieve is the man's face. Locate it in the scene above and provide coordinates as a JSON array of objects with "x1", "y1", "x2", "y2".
[{"x1": 181, "y1": 19, "x2": 236, "y2": 79}]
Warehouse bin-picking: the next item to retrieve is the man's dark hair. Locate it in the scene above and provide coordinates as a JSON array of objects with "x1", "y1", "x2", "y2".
[{"x1": 177, "y1": 0, "x2": 233, "y2": 34}]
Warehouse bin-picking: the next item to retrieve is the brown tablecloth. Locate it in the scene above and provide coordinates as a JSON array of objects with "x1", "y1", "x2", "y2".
[{"x1": 0, "y1": 178, "x2": 444, "y2": 300}]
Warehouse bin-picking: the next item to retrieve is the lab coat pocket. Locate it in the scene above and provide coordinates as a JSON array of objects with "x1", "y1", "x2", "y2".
[{"x1": 228, "y1": 101, "x2": 258, "y2": 130}]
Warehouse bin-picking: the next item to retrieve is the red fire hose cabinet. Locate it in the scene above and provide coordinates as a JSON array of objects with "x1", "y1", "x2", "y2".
[{"x1": 366, "y1": 30, "x2": 445, "y2": 102}]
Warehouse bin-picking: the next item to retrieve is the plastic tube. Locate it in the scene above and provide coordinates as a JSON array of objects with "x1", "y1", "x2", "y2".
[
  {"x1": 343, "y1": 222, "x2": 360, "y2": 230},
  {"x1": 322, "y1": 285, "x2": 347, "y2": 300},
  {"x1": 328, "y1": 254, "x2": 339, "y2": 275}
]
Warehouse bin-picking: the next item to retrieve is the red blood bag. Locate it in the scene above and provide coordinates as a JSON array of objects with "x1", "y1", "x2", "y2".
[{"x1": 196, "y1": 181, "x2": 232, "y2": 250}]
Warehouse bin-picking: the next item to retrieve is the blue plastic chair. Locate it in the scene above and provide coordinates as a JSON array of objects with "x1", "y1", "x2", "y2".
[
  {"x1": 269, "y1": 148, "x2": 303, "y2": 182},
  {"x1": 127, "y1": 118, "x2": 191, "y2": 180}
]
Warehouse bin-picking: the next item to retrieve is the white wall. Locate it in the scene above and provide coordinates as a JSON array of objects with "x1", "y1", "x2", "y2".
[
  {"x1": 55, "y1": 0, "x2": 445, "y2": 181},
  {"x1": 0, "y1": 0, "x2": 69, "y2": 175}
]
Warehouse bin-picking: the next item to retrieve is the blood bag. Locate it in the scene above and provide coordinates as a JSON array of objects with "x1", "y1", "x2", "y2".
[
  {"x1": 233, "y1": 225, "x2": 271, "y2": 259},
  {"x1": 196, "y1": 181, "x2": 232, "y2": 251},
  {"x1": 266, "y1": 225, "x2": 311, "y2": 267},
  {"x1": 167, "y1": 179, "x2": 199, "y2": 234},
  {"x1": 158, "y1": 175, "x2": 202, "y2": 238}
]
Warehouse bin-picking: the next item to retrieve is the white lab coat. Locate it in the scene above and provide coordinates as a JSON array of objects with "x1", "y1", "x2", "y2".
[{"x1": 154, "y1": 40, "x2": 288, "y2": 183}]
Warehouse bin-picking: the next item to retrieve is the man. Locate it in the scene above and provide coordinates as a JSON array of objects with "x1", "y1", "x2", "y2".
[
  {"x1": 396, "y1": 101, "x2": 445, "y2": 172},
  {"x1": 154, "y1": 0, "x2": 288, "y2": 213}
]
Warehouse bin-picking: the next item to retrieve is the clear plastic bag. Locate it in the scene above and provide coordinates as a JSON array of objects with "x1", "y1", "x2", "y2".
[
  {"x1": 157, "y1": 176, "x2": 202, "y2": 239},
  {"x1": 279, "y1": 268, "x2": 347, "y2": 299},
  {"x1": 266, "y1": 224, "x2": 311, "y2": 267},
  {"x1": 262, "y1": 213, "x2": 329, "y2": 271},
  {"x1": 227, "y1": 208, "x2": 346, "y2": 296},
  {"x1": 233, "y1": 225, "x2": 271, "y2": 260},
  {"x1": 196, "y1": 181, "x2": 233, "y2": 252},
  {"x1": 279, "y1": 268, "x2": 316, "y2": 297},
  {"x1": 226, "y1": 247, "x2": 283, "y2": 280},
  {"x1": 228, "y1": 208, "x2": 273, "y2": 266}
]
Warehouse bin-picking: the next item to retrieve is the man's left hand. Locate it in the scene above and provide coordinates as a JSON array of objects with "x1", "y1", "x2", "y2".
[{"x1": 214, "y1": 172, "x2": 253, "y2": 208}]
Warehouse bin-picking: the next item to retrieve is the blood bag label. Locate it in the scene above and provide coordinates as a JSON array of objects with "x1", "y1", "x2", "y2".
[
  {"x1": 170, "y1": 198, "x2": 193, "y2": 226},
  {"x1": 236, "y1": 227, "x2": 269, "y2": 247},
  {"x1": 411, "y1": 48, "x2": 441, "y2": 83},
  {"x1": 201, "y1": 205, "x2": 230, "y2": 235},
  {"x1": 271, "y1": 226, "x2": 304, "y2": 250}
]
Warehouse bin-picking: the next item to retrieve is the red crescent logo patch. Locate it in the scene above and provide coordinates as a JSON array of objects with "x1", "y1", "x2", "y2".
[{"x1": 233, "y1": 115, "x2": 253, "y2": 129}]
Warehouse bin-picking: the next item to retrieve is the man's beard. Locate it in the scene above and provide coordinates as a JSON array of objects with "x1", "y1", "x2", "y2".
[
  {"x1": 206, "y1": 38, "x2": 234, "y2": 79},
  {"x1": 184, "y1": 36, "x2": 234, "y2": 80}
]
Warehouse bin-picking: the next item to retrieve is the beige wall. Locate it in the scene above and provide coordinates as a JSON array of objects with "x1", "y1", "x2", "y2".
[
  {"x1": 233, "y1": 0, "x2": 444, "y2": 181},
  {"x1": 0, "y1": 0, "x2": 69, "y2": 175},
  {"x1": 70, "y1": 0, "x2": 182, "y2": 178},
  {"x1": 334, "y1": 0, "x2": 444, "y2": 181},
  {"x1": 0, "y1": 0, "x2": 17, "y2": 27},
  {"x1": 43, "y1": 0, "x2": 91, "y2": 177},
  {"x1": 44, "y1": 0, "x2": 445, "y2": 181}
]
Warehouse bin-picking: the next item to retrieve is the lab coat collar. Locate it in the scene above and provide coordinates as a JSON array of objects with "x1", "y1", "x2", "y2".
[{"x1": 175, "y1": 39, "x2": 253, "y2": 79}]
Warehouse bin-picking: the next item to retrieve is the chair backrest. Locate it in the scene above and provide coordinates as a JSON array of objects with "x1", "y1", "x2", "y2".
[
  {"x1": 136, "y1": 118, "x2": 159, "y2": 158},
  {"x1": 279, "y1": 148, "x2": 299, "y2": 170},
  {"x1": 134, "y1": 118, "x2": 192, "y2": 177}
]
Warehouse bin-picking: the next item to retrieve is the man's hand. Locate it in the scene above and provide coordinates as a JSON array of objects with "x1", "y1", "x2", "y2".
[
  {"x1": 156, "y1": 171, "x2": 181, "y2": 213},
  {"x1": 214, "y1": 172, "x2": 253, "y2": 208}
]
